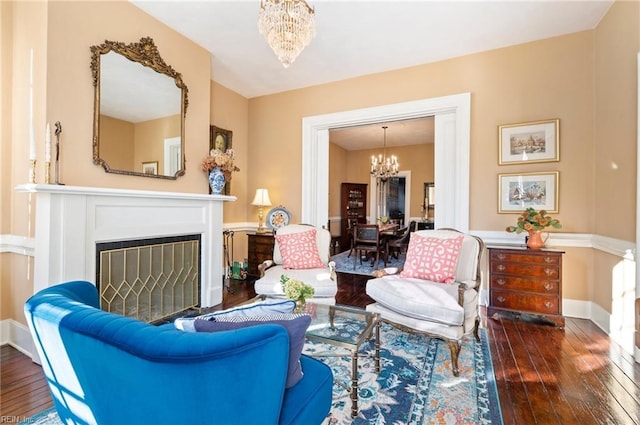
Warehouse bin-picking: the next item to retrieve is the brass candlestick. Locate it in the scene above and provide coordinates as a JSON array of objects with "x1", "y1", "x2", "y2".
[
  {"x1": 29, "y1": 159, "x2": 36, "y2": 183},
  {"x1": 45, "y1": 161, "x2": 51, "y2": 184}
]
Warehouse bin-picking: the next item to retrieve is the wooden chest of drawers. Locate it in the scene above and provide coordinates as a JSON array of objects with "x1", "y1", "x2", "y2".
[
  {"x1": 487, "y1": 246, "x2": 565, "y2": 327},
  {"x1": 247, "y1": 233, "x2": 275, "y2": 277}
]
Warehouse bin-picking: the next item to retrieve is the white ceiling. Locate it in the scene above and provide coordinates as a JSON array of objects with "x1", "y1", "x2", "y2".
[
  {"x1": 330, "y1": 117, "x2": 434, "y2": 151},
  {"x1": 130, "y1": 0, "x2": 613, "y2": 99}
]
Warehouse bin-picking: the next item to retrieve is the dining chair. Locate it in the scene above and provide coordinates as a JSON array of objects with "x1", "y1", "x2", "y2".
[
  {"x1": 387, "y1": 220, "x2": 416, "y2": 259},
  {"x1": 353, "y1": 224, "x2": 386, "y2": 270}
]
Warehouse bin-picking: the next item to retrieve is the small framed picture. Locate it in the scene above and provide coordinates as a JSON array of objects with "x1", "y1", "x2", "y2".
[
  {"x1": 498, "y1": 119, "x2": 559, "y2": 165},
  {"x1": 498, "y1": 171, "x2": 559, "y2": 213},
  {"x1": 210, "y1": 125, "x2": 233, "y2": 152},
  {"x1": 209, "y1": 126, "x2": 233, "y2": 195},
  {"x1": 142, "y1": 161, "x2": 158, "y2": 175}
]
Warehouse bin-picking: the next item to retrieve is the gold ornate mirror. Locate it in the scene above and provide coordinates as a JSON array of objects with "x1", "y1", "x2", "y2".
[{"x1": 91, "y1": 37, "x2": 188, "y2": 179}]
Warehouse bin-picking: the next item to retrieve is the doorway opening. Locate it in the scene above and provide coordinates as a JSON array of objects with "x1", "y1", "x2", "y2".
[
  {"x1": 301, "y1": 93, "x2": 471, "y2": 233},
  {"x1": 369, "y1": 171, "x2": 411, "y2": 226}
]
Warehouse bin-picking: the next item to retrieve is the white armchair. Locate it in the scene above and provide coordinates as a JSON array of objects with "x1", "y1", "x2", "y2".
[
  {"x1": 254, "y1": 224, "x2": 338, "y2": 305},
  {"x1": 366, "y1": 229, "x2": 484, "y2": 376}
]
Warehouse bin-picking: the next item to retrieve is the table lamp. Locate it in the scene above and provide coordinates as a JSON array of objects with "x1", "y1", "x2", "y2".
[{"x1": 251, "y1": 188, "x2": 272, "y2": 233}]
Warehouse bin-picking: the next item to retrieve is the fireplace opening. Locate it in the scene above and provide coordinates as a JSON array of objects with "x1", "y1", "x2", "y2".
[{"x1": 96, "y1": 234, "x2": 201, "y2": 323}]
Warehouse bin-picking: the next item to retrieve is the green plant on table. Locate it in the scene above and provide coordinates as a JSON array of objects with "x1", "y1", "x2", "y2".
[
  {"x1": 505, "y1": 207, "x2": 562, "y2": 234},
  {"x1": 280, "y1": 275, "x2": 314, "y2": 302}
]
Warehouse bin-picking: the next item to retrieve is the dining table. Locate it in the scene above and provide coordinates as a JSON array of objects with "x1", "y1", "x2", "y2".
[{"x1": 378, "y1": 222, "x2": 399, "y2": 235}]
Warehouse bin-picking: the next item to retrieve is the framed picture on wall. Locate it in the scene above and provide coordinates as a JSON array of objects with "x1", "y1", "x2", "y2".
[
  {"x1": 498, "y1": 171, "x2": 559, "y2": 213},
  {"x1": 498, "y1": 119, "x2": 559, "y2": 165},
  {"x1": 210, "y1": 126, "x2": 233, "y2": 153},
  {"x1": 209, "y1": 126, "x2": 233, "y2": 195},
  {"x1": 142, "y1": 161, "x2": 158, "y2": 175}
]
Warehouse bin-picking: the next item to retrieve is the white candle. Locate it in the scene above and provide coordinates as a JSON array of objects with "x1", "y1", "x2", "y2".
[
  {"x1": 45, "y1": 123, "x2": 51, "y2": 162},
  {"x1": 29, "y1": 49, "x2": 35, "y2": 161}
]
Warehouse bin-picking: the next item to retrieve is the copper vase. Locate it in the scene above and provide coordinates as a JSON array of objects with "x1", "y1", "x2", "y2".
[{"x1": 526, "y1": 230, "x2": 549, "y2": 250}]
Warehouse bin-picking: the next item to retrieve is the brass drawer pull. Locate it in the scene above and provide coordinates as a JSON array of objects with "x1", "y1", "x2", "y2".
[
  {"x1": 543, "y1": 283, "x2": 554, "y2": 291},
  {"x1": 544, "y1": 268, "x2": 555, "y2": 276},
  {"x1": 497, "y1": 254, "x2": 506, "y2": 260},
  {"x1": 497, "y1": 296, "x2": 506, "y2": 303},
  {"x1": 496, "y1": 279, "x2": 506, "y2": 286},
  {"x1": 544, "y1": 301, "x2": 554, "y2": 309},
  {"x1": 544, "y1": 257, "x2": 555, "y2": 263},
  {"x1": 497, "y1": 265, "x2": 506, "y2": 271}
]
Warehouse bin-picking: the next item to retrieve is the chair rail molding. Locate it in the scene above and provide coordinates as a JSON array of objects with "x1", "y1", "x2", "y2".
[
  {"x1": 0, "y1": 234, "x2": 34, "y2": 256},
  {"x1": 471, "y1": 230, "x2": 634, "y2": 259}
]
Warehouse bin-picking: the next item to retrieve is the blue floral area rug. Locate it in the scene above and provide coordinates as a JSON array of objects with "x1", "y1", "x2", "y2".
[
  {"x1": 331, "y1": 250, "x2": 405, "y2": 276},
  {"x1": 306, "y1": 324, "x2": 503, "y2": 425}
]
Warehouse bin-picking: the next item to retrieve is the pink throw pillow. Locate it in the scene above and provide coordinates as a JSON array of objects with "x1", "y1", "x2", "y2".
[
  {"x1": 275, "y1": 229, "x2": 325, "y2": 269},
  {"x1": 400, "y1": 233, "x2": 464, "y2": 283}
]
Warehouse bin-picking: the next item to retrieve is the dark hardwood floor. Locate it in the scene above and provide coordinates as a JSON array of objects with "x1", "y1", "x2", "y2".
[{"x1": 2, "y1": 273, "x2": 640, "y2": 424}]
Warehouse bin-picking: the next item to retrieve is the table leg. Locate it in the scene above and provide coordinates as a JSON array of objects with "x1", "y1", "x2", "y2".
[
  {"x1": 374, "y1": 320, "x2": 380, "y2": 373},
  {"x1": 350, "y1": 350, "x2": 359, "y2": 419}
]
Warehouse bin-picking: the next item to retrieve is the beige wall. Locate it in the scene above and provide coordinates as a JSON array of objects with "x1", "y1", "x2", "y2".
[
  {"x1": 594, "y1": 1, "x2": 638, "y2": 240},
  {"x1": 99, "y1": 115, "x2": 134, "y2": 170},
  {"x1": 2, "y1": 0, "x2": 47, "y2": 322},
  {"x1": 100, "y1": 113, "x2": 183, "y2": 175},
  {"x1": 44, "y1": 1, "x2": 210, "y2": 192},
  {"x1": 134, "y1": 114, "x2": 181, "y2": 175},
  {"x1": 248, "y1": 31, "x2": 596, "y2": 234},
  {"x1": 592, "y1": 1, "x2": 639, "y2": 314},
  {"x1": 2, "y1": 1, "x2": 638, "y2": 324},
  {"x1": 209, "y1": 81, "x2": 250, "y2": 264},
  {"x1": 245, "y1": 1, "x2": 637, "y2": 313},
  {"x1": 328, "y1": 143, "x2": 348, "y2": 221},
  {"x1": 2, "y1": 0, "x2": 212, "y2": 324},
  {"x1": 0, "y1": 1, "x2": 14, "y2": 320},
  {"x1": 329, "y1": 143, "x2": 434, "y2": 219}
]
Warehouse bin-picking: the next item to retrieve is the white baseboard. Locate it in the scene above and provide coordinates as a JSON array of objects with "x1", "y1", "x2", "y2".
[{"x1": 1, "y1": 318, "x2": 35, "y2": 359}]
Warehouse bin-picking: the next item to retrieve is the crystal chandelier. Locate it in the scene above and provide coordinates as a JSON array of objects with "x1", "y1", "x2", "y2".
[
  {"x1": 258, "y1": 0, "x2": 316, "y2": 68},
  {"x1": 371, "y1": 126, "x2": 399, "y2": 180}
]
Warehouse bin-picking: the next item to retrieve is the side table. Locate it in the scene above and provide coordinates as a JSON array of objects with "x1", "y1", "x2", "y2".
[{"x1": 247, "y1": 233, "x2": 275, "y2": 277}]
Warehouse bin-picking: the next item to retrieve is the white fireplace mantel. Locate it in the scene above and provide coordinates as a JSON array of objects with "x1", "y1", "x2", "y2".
[{"x1": 16, "y1": 184, "x2": 235, "y2": 308}]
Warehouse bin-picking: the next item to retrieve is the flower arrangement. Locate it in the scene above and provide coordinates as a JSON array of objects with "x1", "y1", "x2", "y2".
[
  {"x1": 280, "y1": 274, "x2": 314, "y2": 302},
  {"x1": 506, "y1": 207, "x2": 562, "y2": 234},
  {"x1": 201, "y1": 149, "x2": 240, "y2": 181}
]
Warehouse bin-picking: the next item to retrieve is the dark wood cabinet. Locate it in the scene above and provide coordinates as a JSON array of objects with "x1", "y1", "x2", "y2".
[
  {"x1": 340, "y1": 183, "x2": 368, "y2": 250},
  {"x1": 247, "y1": 233, "x2": 275, "y2": 277},
  {"x1": 416, "y1": 222, "x2": 434, "y2": 230},
  {"x1": 487, "y1": 245, "x2": 565, "y2": 327}
]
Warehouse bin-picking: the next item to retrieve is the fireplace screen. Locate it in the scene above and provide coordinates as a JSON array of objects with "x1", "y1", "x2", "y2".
[{"x1": 96, "y1": 235, "x2": 200, "y2": 323}]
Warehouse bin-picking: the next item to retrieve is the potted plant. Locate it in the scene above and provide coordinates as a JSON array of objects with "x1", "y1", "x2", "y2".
[
  {"x1": 281, "y1": 275, "x2": 315, "y2": 312},
  {"x1": 506, "y1": 207, "x2": 561, "y2": 249}
]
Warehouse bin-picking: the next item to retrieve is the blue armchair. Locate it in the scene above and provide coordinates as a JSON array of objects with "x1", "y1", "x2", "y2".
[{"x1": 24, "y1": 281, "x2": 333, "y2": 425}]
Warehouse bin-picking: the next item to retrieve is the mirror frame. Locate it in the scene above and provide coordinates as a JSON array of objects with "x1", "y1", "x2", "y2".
[{"x1": 90, "y1": 37, "x2": 189, "y2": 179}]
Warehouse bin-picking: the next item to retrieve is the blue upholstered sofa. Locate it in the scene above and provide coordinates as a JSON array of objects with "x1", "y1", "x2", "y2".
[{"x1": 24, "y1": 281, "x2": 333, "y2": 425}]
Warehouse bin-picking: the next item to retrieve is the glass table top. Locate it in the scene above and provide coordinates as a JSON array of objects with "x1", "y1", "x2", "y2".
[{"x1": 303, "y1": 303, "x2": 379, "y2": 350}]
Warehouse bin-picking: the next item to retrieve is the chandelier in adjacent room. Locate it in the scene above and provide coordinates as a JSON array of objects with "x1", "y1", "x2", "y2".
[
  {"x1": 258, "y1": 0, "x2": 316, "y2": 68},
  {"x1": 371, "y1": 125, "x2": 399, "y2": 180}
]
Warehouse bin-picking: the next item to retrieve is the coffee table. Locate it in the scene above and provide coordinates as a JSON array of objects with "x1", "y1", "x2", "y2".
[{"x1": 303, "y1": 303, "x2": 381, "y2": 419}]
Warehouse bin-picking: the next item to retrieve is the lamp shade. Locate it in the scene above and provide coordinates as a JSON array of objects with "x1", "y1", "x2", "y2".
[{"x1": 251, "y1": 188, "x2": 272, "y2": 207}]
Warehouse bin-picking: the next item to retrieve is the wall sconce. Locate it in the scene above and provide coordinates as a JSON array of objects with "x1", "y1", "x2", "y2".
[{"x1": 251, "y1": 188, "x2": 272, "y2": 233}]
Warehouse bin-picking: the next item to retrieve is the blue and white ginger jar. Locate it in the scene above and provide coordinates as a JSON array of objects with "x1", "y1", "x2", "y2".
[{"x1": 209, "y1": 167, "x2": 226, "y2": 194}]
